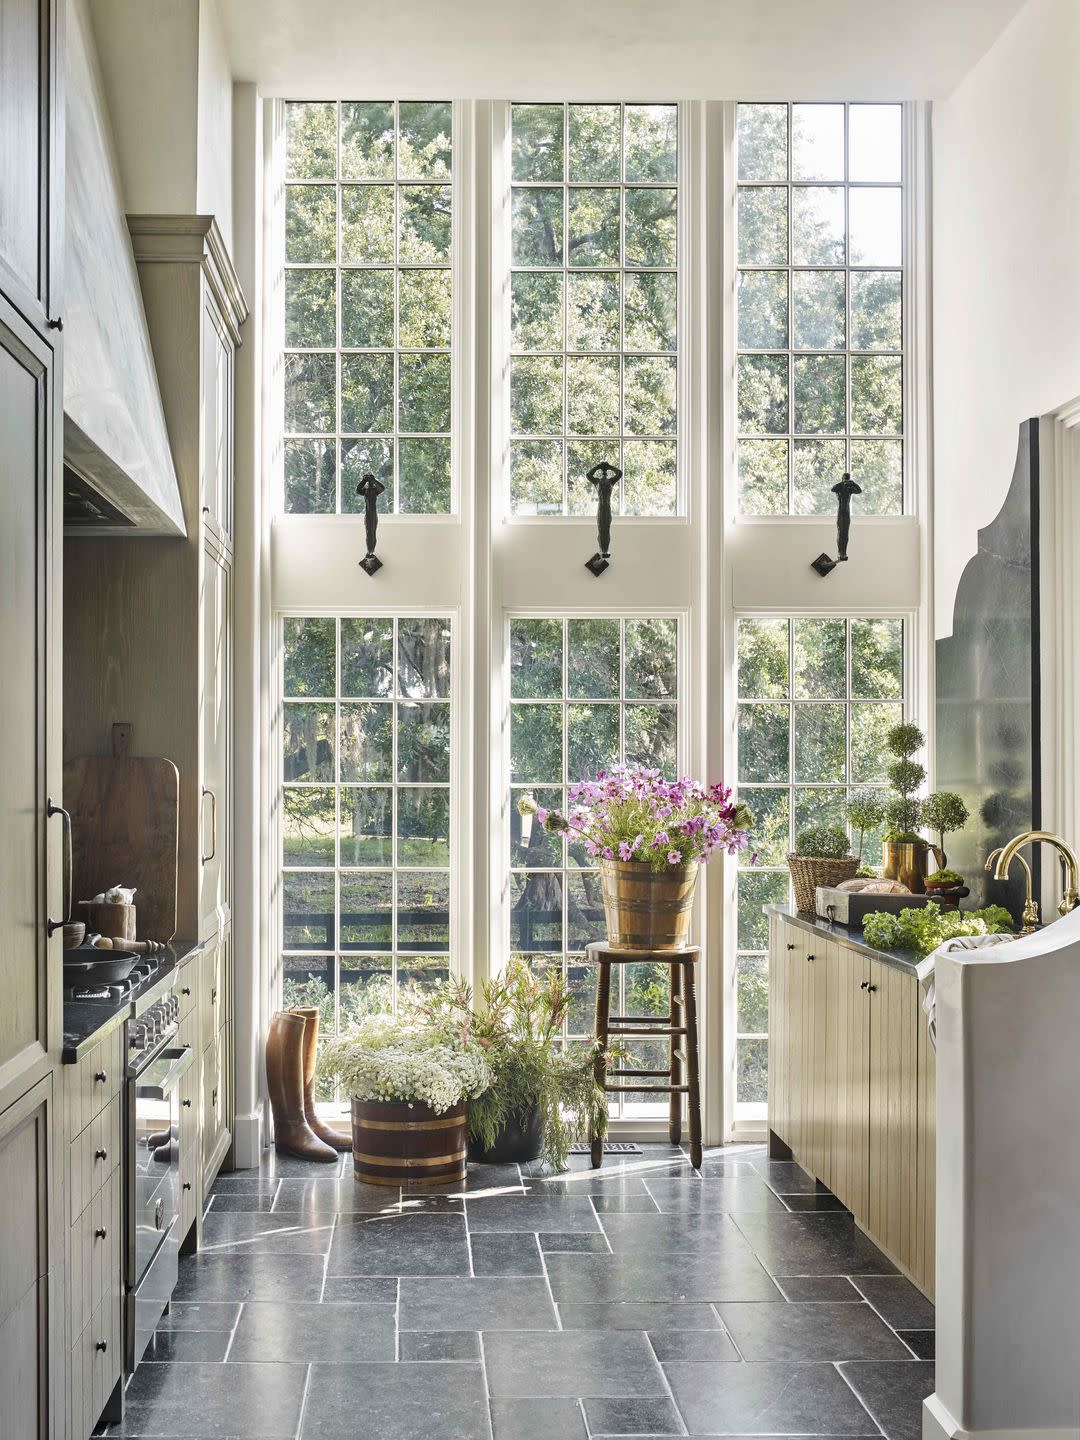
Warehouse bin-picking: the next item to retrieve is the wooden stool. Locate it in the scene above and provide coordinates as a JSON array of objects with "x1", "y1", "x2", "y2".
[{"x1": 587, "y1": 941, "x2": 702, "y2": 1169}]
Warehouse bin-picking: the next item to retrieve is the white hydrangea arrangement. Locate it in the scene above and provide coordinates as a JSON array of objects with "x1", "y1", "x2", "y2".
[{"x1": 317, "y1": 1013, "x2": 491, "y2": 1115}]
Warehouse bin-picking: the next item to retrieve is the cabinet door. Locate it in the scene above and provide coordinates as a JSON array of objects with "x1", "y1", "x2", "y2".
[
  {"x1": 199, "y1": 545, "x2": 231, "y2": 938},
  {"x1": 0, "y1": 298, "x2": 58, "y2": 1111},
  {"x1": 831, "y1": 947, "x2": 870, "y2": 1223},
  {"x1": 0, "y1": 0, "x2": 60, "y2": 331},
  {"x1": 868, "y1": 959, "x2": 919, "y2": 1267},
  {"x1": 0, "y1": 1076, "x2": 58, "y2": 1440},
  {"x1": 767, "y1": 917, "x2": 790, "y2": 1148},
  {"x1": 801, "y1": 936, "x2": 830, "y2": 1181}
]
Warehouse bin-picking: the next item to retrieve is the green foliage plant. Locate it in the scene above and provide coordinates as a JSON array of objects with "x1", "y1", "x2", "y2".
[
  {"x1": 793, "y1": 824, "x2": 850, "y2": 860},
  {"x1": 921, "y1": 791, "x2": 970, "y2": 862},
  {"x1": 317, "y1": 1013, "x2": 491, "y2": 1114},
  {"x1": 861, "y1": 902, "x2": 1013, "y2": 957},
  {"x1": 845, "y1": 789, "x2": 887, "y2": 864},
  {"x1": 408, "y1": 959, "x2": 619, "y2": 1172},
  {"x1": 925, "y1": 868, "x2": 965, "y2": 888}
]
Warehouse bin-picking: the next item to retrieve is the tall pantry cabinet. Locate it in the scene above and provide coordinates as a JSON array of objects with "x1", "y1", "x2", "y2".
[
  {"x1": 63, "y1": 216, "x2": 246, "y2": 1243},
  {"x1": 0, "y1": 0, "x2": 66, "y2": 1435}
]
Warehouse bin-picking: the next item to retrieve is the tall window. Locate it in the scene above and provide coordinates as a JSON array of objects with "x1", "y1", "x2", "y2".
[
  {"x1": 734, "y1": 616, "x2": 905, "y2": 1110},
  {"x1": 282, "y1": 101, "x2": 453, "y2": 514},
  {"x1": 509, "y1": 104, "x2": 679, "y2": 516},
  {"x1": 280, "y1": 616, "x2": 452, "y2": 1091},
  {"x1": 508, "y1": 617, "x2": 679, "y2": 1114},
  {"x1": 735, "y1": 103, "x2": 903, "y2": 516}
]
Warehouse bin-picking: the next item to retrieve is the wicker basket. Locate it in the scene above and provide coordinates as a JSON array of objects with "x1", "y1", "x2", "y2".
[{"x1": 787, "y1": 853, "x2": 858, "y2": 914}]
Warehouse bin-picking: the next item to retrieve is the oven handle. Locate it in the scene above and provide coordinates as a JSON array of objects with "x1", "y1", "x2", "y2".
[{"x1": 134, "y1": 1046, "x2": 193, "y2": 1100}]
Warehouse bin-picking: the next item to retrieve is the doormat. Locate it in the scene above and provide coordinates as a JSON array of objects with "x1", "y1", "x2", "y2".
[{"x1": 568, "y1": 1141, "x2": 643, "y2": 1156}]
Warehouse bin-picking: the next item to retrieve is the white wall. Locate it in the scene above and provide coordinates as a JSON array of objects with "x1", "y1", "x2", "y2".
[
  {"x1": 932, "y1": 0, "x2": 1080, "y2": 637},
  {"x1": 197, "y1": 0, "x2": 234, "y2": 250},
  {"x1": 87, "y1": 0, "x2": 234, "y2": 251}
]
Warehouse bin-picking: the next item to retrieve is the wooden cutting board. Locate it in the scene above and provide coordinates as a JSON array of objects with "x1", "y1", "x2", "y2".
[{"x1": 63, "y1": 723, "x2": 180, "y2": 941}]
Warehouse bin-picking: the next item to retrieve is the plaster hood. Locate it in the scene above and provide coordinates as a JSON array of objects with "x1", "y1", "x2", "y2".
[{"x1": 63, "y1": 0, "x2": 184, "y2": 536}]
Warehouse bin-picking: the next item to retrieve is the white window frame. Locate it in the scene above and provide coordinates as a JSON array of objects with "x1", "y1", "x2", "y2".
[{"x1": 259, "y1": 97, "x2": 930, "y2": 1148}]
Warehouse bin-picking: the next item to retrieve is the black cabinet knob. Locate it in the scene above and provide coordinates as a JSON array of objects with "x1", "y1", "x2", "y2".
[
  {"x1": 807, "y1": 953, "x2": 815, "y2": 962},
  {"x1": 867, "y1": 983, "x2": 877, "y2": 993},
  {"x1": 48, "y1": 316, "x2": 64, "y2": 331},
  {"x1": 183, "y1": 1181, "x2": 192, "y2": 1192},
  {"x1": 181, "y1": 986, "x2": 191, "y2": 997},
  {"x1": 95, "y1": 1227, "x2": 106, "y2": 1239},
  {"x1": 182, "y1": 1098, "x2": 192, "y2": 1108},
  {"x1": 860, "y1": 980, "x2": 868, "y2": 990},
  {"x1": 786, "y1": 943, "x2": 795, "y2": 951},
  {"x1": 96, "y1": 1340, "x2": 107, "y2": 1353},
  {"x1": 95, "y1": 1149, "x2": 107, "y2": 1161},
  {"x1": 94, "y1": 1071, "x2": 106, "y2": 1083}
]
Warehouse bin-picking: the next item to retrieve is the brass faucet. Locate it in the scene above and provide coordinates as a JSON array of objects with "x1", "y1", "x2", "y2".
[
  {"x1": 992, "y1": 830, "x2": 1080, "y2": 918},
  {"x1": 985, "y1": 846, "x2": 1040, "y2": 933}
]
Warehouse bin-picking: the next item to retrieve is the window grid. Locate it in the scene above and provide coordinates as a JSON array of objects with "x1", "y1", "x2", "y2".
[
  {"x1": 281, "y1": 616, "x2": 452, "y2": 1097},
  {"x1": 509, "y1": 616, "x2": 680, "y2": 1118},
  {"x1": 735, "y1": 102, "x2": 904, "y2": 517},
  {"x1": 509, "y1": 102, "x2": 679, "y2": 516},
  {"x1": 282, "y1": 100, "x2": 453, "y2": 515},
  {"x1": 734, "y1": 617, "x2": 905, "y2": 1109}
]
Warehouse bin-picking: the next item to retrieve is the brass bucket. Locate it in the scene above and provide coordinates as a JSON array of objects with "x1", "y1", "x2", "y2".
[
  {"x1": 881, "y1": 840, "x2": 945, "y2": 894},
  {"x1": 598, "y1": 858, "x2": 699, "y2": 950}
]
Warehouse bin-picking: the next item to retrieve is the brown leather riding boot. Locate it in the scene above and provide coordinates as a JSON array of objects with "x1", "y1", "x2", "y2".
[
  {"x1": 265, "y1": 1011, "x2": 337, "y2": 1162},
  {"x1": 290, "y1": 1006, "x2": 351, "y2": 1152}
]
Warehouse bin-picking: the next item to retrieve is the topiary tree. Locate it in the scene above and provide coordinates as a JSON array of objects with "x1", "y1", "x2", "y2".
[
  {"x1": 845, "y1": 789, "x2": 887, "y2": 865},
  {"x1": 884, "y1": 722, "x2": 926, "y2": 840},
  {"x1": 921, "y1": 790, "x2": 970, "y2": 867}
]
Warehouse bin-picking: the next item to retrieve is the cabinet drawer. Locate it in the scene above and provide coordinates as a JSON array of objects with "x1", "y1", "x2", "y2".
[
  {"x1": 68, "y1": 1093, "x2": 120, "y2": 1225},
  {"x1": 66, "y1": 1027, "x2": 125, "y2": 1138},
  {"x1": 71, "y1": 1292, "x2": 121, "y2": 1440},
  {"x1": 175, "y1": 958, "x2": 198, "y2": 1022}
]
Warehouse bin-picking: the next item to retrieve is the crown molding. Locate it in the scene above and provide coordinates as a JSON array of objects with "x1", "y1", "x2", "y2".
[{"x1": 127, "y1": 213, "x2": 248, "y2": 343}]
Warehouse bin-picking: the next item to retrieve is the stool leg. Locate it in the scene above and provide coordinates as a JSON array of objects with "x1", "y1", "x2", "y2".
[
  {"x1": 668, "y1": 959, "x2": 682, "y2": 1145},
  {"x1": 590, "y1": 959, "x2": 612, "y2": 1168},
  {"x1": 682, "y1": 958, "x2": 703, "y2": 1169}
]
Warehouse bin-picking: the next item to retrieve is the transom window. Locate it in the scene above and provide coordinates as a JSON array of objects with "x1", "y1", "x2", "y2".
[
  {"x1": 280, "y1": 615, "x2": 452, "y2": 1093},
  {"x1": 735, "y1": 103, "x2": 904, "y2": 516},
  {"x1": 734, "y1": 616, "x2": 905, "y2": 1111},
  {"x1": 282, "y1": 101, "x2": 453, "y2": 515},
  {"x1": 508, "y1": 616, "x2": 680, "y2": 1115},
  {"x1": 508, "y1": 103, "x2": 679, "y2": 516}
]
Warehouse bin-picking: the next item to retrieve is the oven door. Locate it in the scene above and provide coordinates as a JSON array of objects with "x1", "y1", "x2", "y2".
[{"x1": 128, "y1": 1045, "x2": 192, "y2": 1369}]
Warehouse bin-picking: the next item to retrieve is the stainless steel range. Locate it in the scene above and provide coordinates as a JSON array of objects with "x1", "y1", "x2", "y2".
[{"x1": 125, "y1": 985, "x2": 191, "y2": 1370}]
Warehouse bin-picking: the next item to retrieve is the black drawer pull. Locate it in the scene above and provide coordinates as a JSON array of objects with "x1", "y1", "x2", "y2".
[
  {"x1": 94, "y1": 1071, "x2": 106, "y2": 1083},
  {"x1": 212, "y1": 1087, "x2": 218, "y2": 1107},
  {"x1": 866, "y1": 983, "x2": 877, "y2": 993},
  {"x1": 182, "y1": 1098, "x2": 192, "y2": 1108},
  {"x1": 94, "y1": 1227, "x2": 106, "y2": 1239},
  {"x1": 786, "y1": 943, "x2": 795, "y2": 951},
  {"x1": 806, "y1": 953, "x2": 815, "y2": 962},
  {"x1": 95, "y1": 1340, "x2": 107, "y2": 1353},
  {"x1": 95, "y1": 1149, "x2": 107, "y2": 1161},
  {"x1": 860, "y1": 979, "x2": 869, "y2": 990},
  {"x1": 183, "y1": 1182, "x2": 192, "y2": 1192},
  {"x1": 181, "y1": 986, "x2": 191, "y2": 997},
  {"x1": 211, "y1": 986, "x2": 218, "y2": 1004}
]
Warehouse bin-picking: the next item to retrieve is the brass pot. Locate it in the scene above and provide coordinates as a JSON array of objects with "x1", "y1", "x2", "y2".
[
  {"x1": 881, "y1": 840, "x2": 945, "y2": 894},
  {"x1": 598, "y1": 858, "x2": 699, "y2": 950}
]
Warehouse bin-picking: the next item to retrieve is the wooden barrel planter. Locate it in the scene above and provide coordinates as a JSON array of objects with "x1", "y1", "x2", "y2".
[
  {"x1": 598, "y1": 858, "x2": 699, "y2": 950},
  {"x1": 351, "y1": 1098, "x2": 468, "y2": 1187}
]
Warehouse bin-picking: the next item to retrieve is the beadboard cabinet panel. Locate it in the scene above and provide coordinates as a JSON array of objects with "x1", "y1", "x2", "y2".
[{"x1": 768, "y1": 915, "x2": 935, "y2": 1299}]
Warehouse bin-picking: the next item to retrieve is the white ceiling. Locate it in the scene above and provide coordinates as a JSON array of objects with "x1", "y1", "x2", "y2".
[{"x1": 219, "y1": 0, "x2": 1027, "y2": 101}]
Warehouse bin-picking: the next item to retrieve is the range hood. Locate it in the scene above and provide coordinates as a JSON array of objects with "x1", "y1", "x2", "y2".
[{"x1": 63, "y1": 0, "x2": 184, "y2": 537}]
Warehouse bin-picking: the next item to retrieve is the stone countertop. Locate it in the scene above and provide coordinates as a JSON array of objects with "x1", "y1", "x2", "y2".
[
  {"x1": 62, "y1": 939, "x2": 201, "y2": 1062},
  {"x1": 766, "y1": 903, "x2": 928, "y2": 977}
]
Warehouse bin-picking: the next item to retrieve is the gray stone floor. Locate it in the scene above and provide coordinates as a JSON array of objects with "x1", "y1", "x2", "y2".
[{"x1": 99, "y1": 1143, "x2": 934, "y2": 1440}]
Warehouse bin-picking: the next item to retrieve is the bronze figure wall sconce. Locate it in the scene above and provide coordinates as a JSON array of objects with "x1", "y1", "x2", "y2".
[
  {"x1": 811, "y1": 473, "x2": 862, "y2": 577},
  {"x1": 585, "y1": 460, "x2": 622, "y2": 577},
  {"x1": 356, "y1": 472, "x2": 385, "y2": 576}
]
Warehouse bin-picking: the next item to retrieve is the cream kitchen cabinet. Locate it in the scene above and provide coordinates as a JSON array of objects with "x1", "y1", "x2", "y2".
[{"x1": 768, "y1": 909, "x2": 936, "y2": 1298}]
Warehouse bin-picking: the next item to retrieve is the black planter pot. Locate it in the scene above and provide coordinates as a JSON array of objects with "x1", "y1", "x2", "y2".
[{"x1": 468, "y1": 1103, "x2": 543, "y2": 1164}]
